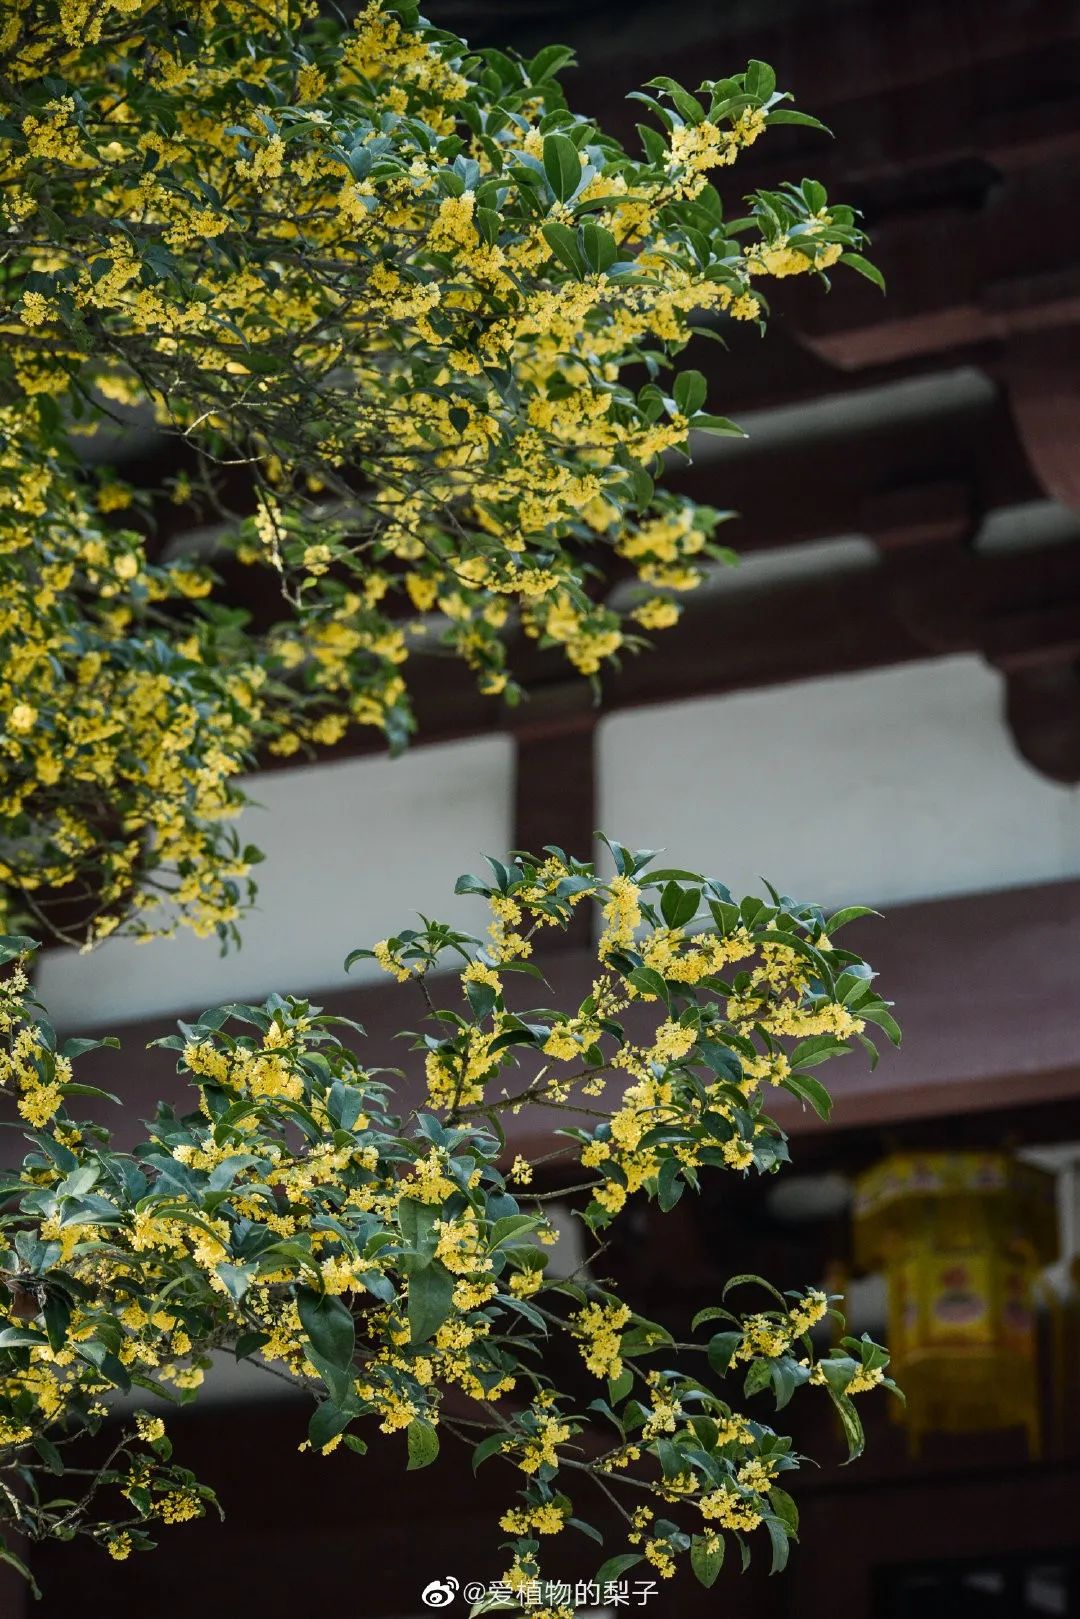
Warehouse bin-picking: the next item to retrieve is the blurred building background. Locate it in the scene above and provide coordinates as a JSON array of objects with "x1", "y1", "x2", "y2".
[{"x1": 13, "y1": 0, "x2": 1080, "y2": 1614}]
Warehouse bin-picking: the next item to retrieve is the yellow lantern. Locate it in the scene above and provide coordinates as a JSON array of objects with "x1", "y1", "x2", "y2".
[{"x1": 853, "y1": 1152, "x2": 1057, "y2": 1455}]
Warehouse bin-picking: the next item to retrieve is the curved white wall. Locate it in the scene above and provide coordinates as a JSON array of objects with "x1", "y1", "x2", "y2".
[
  {"x1": 597, "y1": 655, "x2": 1080, "y2": 909},
  {"x1": 36, "y1": 735, "x2": 514, "y2": 1029}
]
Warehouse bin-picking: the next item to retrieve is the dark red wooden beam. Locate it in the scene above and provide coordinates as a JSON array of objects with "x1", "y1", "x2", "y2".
[
  {"x1": 258, "y1": 525, "x2": 1080, "y2": 776},
  {"x1": 39, "y1": 878, "x2": 1080, "y2": 1157}
]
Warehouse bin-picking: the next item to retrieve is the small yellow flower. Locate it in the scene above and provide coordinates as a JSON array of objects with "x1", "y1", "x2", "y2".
[{"x1": 8, "y1": 704, "x2": 37, "y2": 735}]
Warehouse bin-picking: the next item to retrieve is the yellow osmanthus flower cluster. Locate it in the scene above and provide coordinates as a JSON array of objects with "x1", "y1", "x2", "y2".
[
  {"x1": 0, "y1": 4, "x2": 877, "y2": 945},
  {"x1": 573, "y1": 1299, "x2": 632, "y2": 1379},
  {"x1": 335, "y1": 842, "x2": 900, "y2": 1590},
  {"x1": 363, "y1": 841, "x2": 898, "y2": 1242}
]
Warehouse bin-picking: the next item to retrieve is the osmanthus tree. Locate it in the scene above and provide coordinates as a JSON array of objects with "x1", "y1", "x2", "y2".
[
  {"x1": 0, "y1": 0, "x2": 899, "y2": 1608},
  {"x1": 0, "y1": 849, "x2": 900, "y2": 1603},
  {"x1": 0, "y1": 0, "x2": 881, "y2": 947}
]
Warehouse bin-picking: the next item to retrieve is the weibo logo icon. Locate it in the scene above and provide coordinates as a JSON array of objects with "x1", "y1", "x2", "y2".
[{"x1": 421, "y1": 1576, "x2": 460, "y2": 1608}]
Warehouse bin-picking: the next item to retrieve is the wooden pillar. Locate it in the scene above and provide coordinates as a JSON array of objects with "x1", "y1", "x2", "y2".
[{"x1": 511, "y1": 691, "x2": 597, "y2": 948}]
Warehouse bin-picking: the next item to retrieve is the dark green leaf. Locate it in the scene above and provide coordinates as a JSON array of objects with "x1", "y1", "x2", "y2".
[
  {"x1": 406, "y1": 1418, "x2": 440, "y2": 1470},
  {"x1": 765, "y1": 1514, "x2": 791, "y2": 1574},
  {"x1": 692, "y1": 413, "x2": 745, "y2": 436},
  {"x1": 581, "y1": 220, "x2": 617, "y2": 273},
  {"x1": 707, "y1": 1330, "x2": 742, "y2": 1375},
  {"x1": 769, "y1": 1485, "x2": 799, "y2": 1534},
  {"x1": 780, "y1": 1073, "x2": 833, "y2": 1121},
  {"x1": 765, "y1": 108, "x2": 833, "y2": 134},
  {"x1": 542, "y1": 221, "x2": 584, "y2": 276},
  {"x1": 408, "y1": 1260, "x2": 455, "y2": 1344},
  {"x1": 471, "y1": 1431, "x2": 507, "y2": 1472},
  {"x1": 543, "y1": 133, "x2": 581, "y2": 202},
  {"x1": 596, "y1": 1553, "x2": 644, "y2": 1586},
  {"x1": 839, "y1": 252, "x2": 886, "y2": 292},
  {"x1": 691, "y1": 1532, "x2": 724, "y2": 1587},
  {"x1": 826, "y1": 1383, "x2": 865, "y2": 1461},
  {"x1": 308, "y1": 1402, "x2": 352, "y2": 1452},
  {"x1": 673, "y1": 370, "x2": 707, "y2": 416},
  {"x1": 297, "y1": 1288, "x2": 356, "y2": 1371}
]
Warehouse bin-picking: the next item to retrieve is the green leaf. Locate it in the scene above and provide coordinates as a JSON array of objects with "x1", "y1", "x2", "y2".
[
  {"x1": 769, "y1": 1485, "x2": 799, "y2": 1534},
  {"x1": 707, "y1": 1330, "x2": 742, "y2": 1375},
  {"x1": 765, "y1": 108, "x2": 833, "y2": 134},
  {"x1": 490, "y1": 1214, "x2": 542, "y2": 1250},
  {"x1": 722, "y1": 1272, "x2": 789, "y2": 1307},
  {"x1": 627, "y1": 966, "x2": 669, "y2": 1003},
  {"x1": 861, "y1": 1003, "x2": 902, "y2": 1046},
  {"x1": 406, "y1": 1418, "x2": 440, "y2": 1470},
  {"x1": 780, "y1": 1073, "x2": 833, "y2": 1121},
  {"x1": 471, "y1": 1431, "x2": 507, "y2": 1471},
  {"x1": 305, "y1": 1345, "x2": 352, "y2": 1408},
  {"x1": 691, "y1": 1305, "x2": 732, "y2": 1332},
  {"x1": 234, "y1": 1330, "x2": 270, "y2": 1360},
  {"x1": 326, "y1": 1079, "x2": 367, "y2": 1131},
  {"x1": 398, "y1": 1196, "x2": 441, "y2": 1259},
  {"x1": 581, "y1": 220, "x2": 617, "y2": 273},
  {"x1": 0, "y1": 1537, "x2": 41, "y2": 1600},
  {"x1": 840, "y1": 252, "x2": 886, "y2": 292},
  {"x1": 453, "y1": 873, "x2": 491, "y2": 896},
  {"x1": 408, "y1": 1260, "x2": 455, "y2": 1344},
  {"x1": 647, "y1": 77, "x2": 706, "y2": 126},
  {"x1": 620, "y1": 1314, "x2": 674, "y2": 1354},
  {"x1": 691, "y1": 1532, "x2": 725, "y2": 1587},
  {"x1": 596, "y1": 1553, "x2": 644, "y2": 1586},
  {"x1": 59, "y1": 1036, "x2": 120, "y2": 1060},
  {"x1": 75, "y1": 1340, "x2": 130, "y2": 1392},
  {"x1": 826, "y1": 1384, "x2": 865, "y2": 1461},
  {"x1": 529, "y1": 43, "x2": 576, "y2": 82},
  {"x1": 308, "y1": 1402, "x2": 352, "y2": 1452},
  {"x1": 787, "y1": 1034, "x2": 850, "y2": 1070},
  {"x1": 542, "y1": 133, "x2": 581, "y2": 202},
  {"x1": 765, "y1": 1514, "x2": 791, "y2": 1574},
  {"x1": 59, "y1": 1082, "x2": 121, "y2": 1105},
  {"x1": 542, "y1": 221, "x2": 584, "y2": 277},
  {"x1": 568, "y1": 1516, "x2": 604, "y2": 1545},
  {"x1": 33, "y1": 1433, "x2": 63, "y2": 1474},
  {"x1": 657, "y1": 1157, "x2": 683, "y2": 1212},
  {"x1": 745, "y1": 59, "x2": 777, "y2": 101},
  {"x1": 698, "y1": 1039, "x2": 743, "y2": 1085},
  {"x1": 214, "y1": 1263, "x2": 253, "y2": 1303},
  {"x1": 692, "y1": 413, "x2": 745, "y2": 436},
  {"x1": 466, "y1": 977, "x2": 498, "y2": 1022},
  {"x1": 637, "y1": 122, "x2": 668, "y2": 164},
  {"x1": 744, "y1": 1356, "x2": 774, "y2": 1397},
  {"x1": 297, "y1": 1288, "x2": 356, "y2": 1371},
  {"x1": 824, "y1": 905, "x2": 880, "y2": 934},
  {"x1": 42, "y1": 1292, "x2": 70, "y2": 1353},
  {"x1": 770, "y1": 1358, "x2": 799, "y2": 1409},
  {"x1": 674, "y1": 370, "x2": 707, "y2": 416},
  {"x1": 608, "y1": 1368, "x2": 633, "y2": 1404},
  {"x1": 0, "y1": 1326, "x2": 48, "y2": 1348}
]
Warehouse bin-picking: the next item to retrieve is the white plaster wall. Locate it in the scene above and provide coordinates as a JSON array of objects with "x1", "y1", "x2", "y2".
[
  {"x1": 597, "y1": 655, "x2": 1080, "y2": 909},
  {"x1": 35, "y1": 655, "x2": 1080, "y2": 1027},
  {"x1": 36, "y1": 735, "x2": 514, "y2": 1028}
]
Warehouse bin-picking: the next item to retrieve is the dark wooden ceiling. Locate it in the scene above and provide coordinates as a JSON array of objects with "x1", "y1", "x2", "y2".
[
  {"x1": 285, "y1": 1, "x2": 1080, "y2": 810},
  {"x1": 105, "y1": 0, "x2": 1080, "y2": 846}
]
